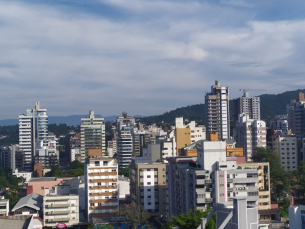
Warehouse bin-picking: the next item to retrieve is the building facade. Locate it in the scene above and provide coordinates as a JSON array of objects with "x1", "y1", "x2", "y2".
[
  {"x1": 233, "y1": 91, "x2": 260, "y2": 124},
  {"x1": 272, "y1": 135, "x2": 298, "y2": 171},
  {"x1": 43, "y1": 186, "x2": 79, "y2": 227},
  {"x1": 129, "y1": 157, "x2": 167, "y2": 217},
  {"x1": 85, "y1": 157, "x2": 119, "y2": 222},
  {"x1": 80, "y1": 110, "x2": 106, "y2": 163},
  {"x1": 234, "y1": 114, "x2": 266, "y2": 161},
  {"x1": 19, "y1": 102, "x2": 48, "y2": 171},
  {"x1": 205, "y1": 80, "x2": 230, "y2": 140}
]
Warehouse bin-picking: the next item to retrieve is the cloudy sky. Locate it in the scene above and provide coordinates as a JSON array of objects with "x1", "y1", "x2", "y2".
[{"x1": 0, "y1": 0, "x2": 305, "y2": 119}]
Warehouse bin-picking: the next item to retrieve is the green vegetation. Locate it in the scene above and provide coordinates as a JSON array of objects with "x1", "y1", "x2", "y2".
[
  {"x1": 252, "y1": 147, "x2": 290, "y2": 200},
  {"x1": 86, "y1": 224, "x2": 114, "y2": 229},
  {"x1": 292, "y1": 161, "x2": 305, "y2": 197},
  {"x1": 119, "y1": 167, "x2": 129, "y2": 178},
  {"x1": 0, "y1": 125, "x2": 19, "y2": 146},
  {"x1": 118, "y1": 203, "x2": 150, "y2": 229},
  {"x1": 279, "y1": 197, "x2": 290, "y2": 218},
  {"x1": 44, "y1": 160, "x2": 84, "y2": 177},
  {"x1": 162, "y1": 208, "x2": 216, "y2": 229}
]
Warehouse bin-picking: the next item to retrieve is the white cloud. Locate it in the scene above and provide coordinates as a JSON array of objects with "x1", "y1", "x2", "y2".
[{"x1": 0, "y1": 0, "x2": 304, "y2": 119}]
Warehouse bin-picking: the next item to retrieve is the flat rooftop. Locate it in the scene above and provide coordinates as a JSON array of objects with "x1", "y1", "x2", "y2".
[{"x1": 29, "y1": 177, "x2": 57, "y2": 182}]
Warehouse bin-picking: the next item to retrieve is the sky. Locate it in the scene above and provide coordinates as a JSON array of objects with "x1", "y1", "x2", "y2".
[{"x1": 1, "y1": 0, "x2": 305, "y2": 119}]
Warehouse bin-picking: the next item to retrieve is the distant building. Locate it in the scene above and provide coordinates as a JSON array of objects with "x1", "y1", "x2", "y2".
[
  {"x1": 205, "y1": 80, "x2": 230, "y2": 140},
  {"x1": 34, "y1": 140, "x2": 59, "y2": 169},
  {"x1": 13, "y1": 168, "x2": 32, "y2": 183},
  {"x1": 71, "y1": 148, "x2": 81, "y2": 162},
  {"x1": 287, "y1": 92, "x2": 305, "y2": 138},
  {"x1": 80, "y1": 110, "x2": 106, "y2": 163},
  {"x1": 85, "y1": 156, "x2": 119, "y2": 222},
  {"x1": 272, "y1": 134, "x2": 298, "y2": 171},
  {"x1": 234, "y1": 114, "x2": 266, "y2": 161},
  {"x1": 233, "y1": 91, "x2": 260, "y2": 124},
  {"x1": 19, "y1": 102, "x2": 48, "y2": 171},
  {"x1": 43, "y1": 186, "x2": 79, "y2": 227},
  {"x1": 270, "y1": 115, "x2": 288, "y2": 132}
]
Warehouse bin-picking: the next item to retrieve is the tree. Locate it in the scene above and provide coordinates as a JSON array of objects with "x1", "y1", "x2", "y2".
[
  {"x1": 44, "y1": 165, "x2": 63, "y2": 177},
  {"x1": 0, "y1": 177, "x2": 9, "y2": 189},
  {"x1": 6, "y1": 190, "x2": 19, "y2": 210},
  {"x1": 119, "y1": 167, "x2": 129, "y2": 178},
  {"x1": 293, "y1": 161, "x2": 305, "y2": 197},
  {"x1": 162, "y1": 208, "x2": 216, "y2": 229},
  {"x1": 65, "y1": 169, "x2": 84, "y2": 177},
  {"x1": 86, "y1": 224, "x2": 114, "y2": 229},
  {"x1": 70, "y1": 160, "x2": 84, "y2": 169},
  {"x1": 118, "y1": 203, "x2": 150, "y2": 229},
  {"x1": 252, "y1": 147, "x2": 290, "y2": 199}
]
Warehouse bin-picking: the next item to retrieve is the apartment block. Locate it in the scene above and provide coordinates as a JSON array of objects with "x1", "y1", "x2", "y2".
[
  {"x1": 270, "y1": 115, "x2": 288, "y2": 132},
  {"x1": 289, "y1": 205, "x2": 305, "y2": 229},
  {"x1": 34, "y1": 140, "x2": 59, "y2": 168},
  {"x1": 81, "y1": 110, "x2": 106, "y2": 163},
  {"x1": 272, "y1": 135, "x2": 298, "y2": 171},
  {"x1": 205, "y1": 80, "x2": 230, "y2": 140},
  {"x1": 130, "y1": 157, "x2": 166, "y2": 217},
  {"x1": 43, "y1": 186, "x2": 79, "y2": 227},
  {"x1": 85, "y1": 157, "x2": 119, "y2": 222},
  {"x1": 234, "y1": 114, "x2": 266, "y2": 161},
  {"x1": 0, "y1": 197, "x2": 9, "y2": 216},
  {"x1": 233, "y1": 91, "x2": 260, "y2": 124},
  {"x1": 19, "y1": 102, "x2": 48, "y2": 171},
  {"x1": 166, "y1": 140, "x2": 259, "y2": 217},
  {"x1": 287, "y1": 92, "x2": 305, "y2": 138}
]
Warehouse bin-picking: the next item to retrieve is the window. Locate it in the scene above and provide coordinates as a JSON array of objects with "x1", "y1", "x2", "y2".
[
  {"x1": 30, "y1": 209, "x2": 36, "y2": 214},
  {"x1": 15, "y1": 209, "x2": 22, "y2": 214},
  {"x1": 148, "y1": 202, "x2": 151, "y2": 205},
  {"x1": 95, "y1": 161, "x2": 99, "y2": 166},
  {"x1": 41, "y1": 187, "x2": 44, "y2": 190},
  {"x1": 103, "y1": 161, "x2": 108, "y2": 166},
  {"x1": 148, "y1": 195, "x2": 151, "y2": 198},
  {"x1": 147, "y1": 175, "x2": 151, "y2": 178},
  {"x1": 98, "y1": 203, "x2": 102, "y2": 206},
  {"x1": 147, "y1": 189, "x2": 151, "y2": 192},
  {"x1": 23, "y1": 207, "x2": 28, "y2": 212},
  {"x1": 90, "y1": 203, "x2": 94, "y2": 206},
  {"x1": 147, "y1": 182, "x2": 151, "y2": 185}
]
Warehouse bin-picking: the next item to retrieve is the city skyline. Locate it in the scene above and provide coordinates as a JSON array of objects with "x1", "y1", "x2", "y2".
[{"x1": 1, "y1": 0, "x2": 305, "y2": 119}]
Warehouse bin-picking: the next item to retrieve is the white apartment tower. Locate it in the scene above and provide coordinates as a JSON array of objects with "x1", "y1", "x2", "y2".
[
  {"x1": 233, "y1": 91, "x2": 260, "y2": 124},
  {"x1": 234, "y1": 114, "x2": 266, "y2": 161},
  {"x1": 85, "y1": 157, "x2": 119, "y2": 222},
  {"x1": 116, "y1": 112, "x2": 135, "y2": 170},
  {"x1": 19, "y1": 102, "x2": 48, "y2": 171},
  {"x1": 80, "y1": 110, "x2": 106, "y2": 163},
  {"x1": 205, "y1": 81, "x2": 230, "y2": 140}
]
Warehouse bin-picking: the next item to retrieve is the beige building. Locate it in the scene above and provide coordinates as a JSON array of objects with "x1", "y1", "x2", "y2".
[
  {"x1": 238, "y1": 162, "x2": 271, "y2": 211},
  {"x1": 43, "y1": 186, "x2": 79, "y2": 227},
  {"x1": 130, "y1": 157, "x2": 167, "y2": 217},
  {"x1": 85, "y1": 157, "x2": 119, "y2": 222},
  {"x1": 272, "y1": 135, "x2": 298, "y2": 171}
]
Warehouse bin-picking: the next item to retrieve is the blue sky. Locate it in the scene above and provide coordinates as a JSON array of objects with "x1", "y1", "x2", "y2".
[{"x1": 0, "y1": 0, "x2": 305, "y2": 119}]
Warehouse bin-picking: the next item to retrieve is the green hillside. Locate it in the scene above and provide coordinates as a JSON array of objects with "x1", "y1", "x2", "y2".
[{"x1": 139, "y1": 89, "x2": 305, "y2": 125}]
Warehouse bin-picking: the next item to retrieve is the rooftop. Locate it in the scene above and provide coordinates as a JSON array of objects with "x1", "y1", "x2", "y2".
[
  {"x1": 12, "y1": 193, "x2": 43, "y2": 212},
  {"x1": 29, "y1": 177, "x2": 57, "y2": 182}
]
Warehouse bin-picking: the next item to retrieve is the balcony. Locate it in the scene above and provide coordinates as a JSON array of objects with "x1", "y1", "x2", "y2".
[
  {"x1": 227, "y1": 179, "x2": 233, "y2": 183},
  {"x1": 45, "y1": 203, "x2": 70, "y2": 208},
  {"x1": 205, "y1": 198, "x2": 213, "y2": 203},
  {"x1": 227, "y1": 187, "x2": 233, "y2": 192},
  {"x1": 205, "y1": 180, "x2": 212, "y2": 184},
  {"x1": 46, "y1": 210, "x2": 69, "y2": 215},
  {"x1": 46, "y1": 217, "x2": 70, "y2": 222}
]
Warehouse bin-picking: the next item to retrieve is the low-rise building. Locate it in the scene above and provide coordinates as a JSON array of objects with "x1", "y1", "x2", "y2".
[
  {"x1": 27, "y1": 177, "x2": 64, "y2": 196},
  {"x1": 118, "y1": 175, "x2": 130, "y2": 201},
  {"x1": 0, "y1": 197, "x2": 9, "y2": 216},
  {"x1": 43, "y1": 186, "x2": 79, "y2": 227},
  {"x1": 12, "y1": 193, "x2": 43, "y2": 217},
  {"x1": 13, "y1": 168, "x2": 32, "y2": 183}
]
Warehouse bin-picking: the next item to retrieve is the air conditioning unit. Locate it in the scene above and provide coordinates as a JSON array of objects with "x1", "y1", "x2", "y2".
[{"x1": 112, "y1": 178, "x2": 115, "y2": 181}]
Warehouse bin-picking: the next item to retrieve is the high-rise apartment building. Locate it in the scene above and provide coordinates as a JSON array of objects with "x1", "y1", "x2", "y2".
[
  {"x1": 85, "y1": 157, "x2": 118, "y2": 222},
  {"x1": 287, "y1": 93, "x2": 305, "y2": 139},
  {"x1": 234, "y1": 114, "x2": 266, "y2": 161},
  {"x1": 272, "y1": 135, "x2": 298, "y2": 171},
  {"x1": 205, "y1": 80, "x2": 230, "y2": 140},
  {"x1": 233, "y1": 91, "x2": 260, "y2": 124},
  {"x1": 166, "y1": 140, "x2": 259, "y2": 217},
  {"x1": 130, "y1": 157, "x2": 167, "y2": 217},
  {"x1": 116, "y1": 113, "x2": 135, "y2": 170},
  {"x1": 270, "y1": 115, "x2": 288, "y2": 132},
  {"x1": 19, "y1": 102, "x2": 48, "y2": 171},
  {"x1": 80, "y1": 110, "x2": 106, "y2": 163}
]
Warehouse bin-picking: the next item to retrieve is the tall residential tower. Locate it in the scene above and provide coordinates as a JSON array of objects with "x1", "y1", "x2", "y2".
[
  {"x1": 205, "y1": 81, "x2": 230, "y2": 140},
  {"x1": 19, "y1": 102, "x2": 48, "y2": 171}
]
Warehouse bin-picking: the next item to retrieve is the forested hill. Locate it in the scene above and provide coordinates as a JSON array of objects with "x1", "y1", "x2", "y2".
[{"x1": 139, "y1": 89, "x2": 305, "y2": 125}]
